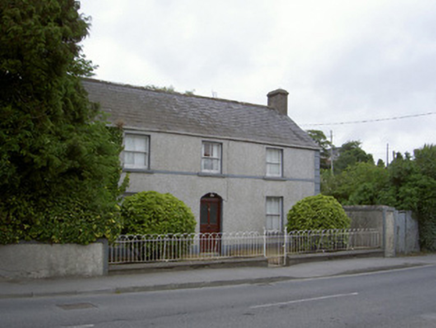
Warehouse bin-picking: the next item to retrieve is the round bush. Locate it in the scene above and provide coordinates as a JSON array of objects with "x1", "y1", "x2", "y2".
[
  {"x1": 121, "y1": 191, "x2": 196, "y2": 235},
  {"x1": 287, "y1": 194, "x2": 351, "y2": 231}
]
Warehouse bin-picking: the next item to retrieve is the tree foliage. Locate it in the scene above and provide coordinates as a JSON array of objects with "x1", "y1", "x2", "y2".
[
  {"x1": 334, "y1": 141, "x2": 374, "y2": 174},
  {"x1": 322, "y1": 144, "x2": 436, "y2": 250},
  {"x1": 121, "y1": 191, "x2": 196, "y2": 235},
  {"x1": 307, "y1": 130, "x2": 331, "y2": 170},
  {"x1": 145, "y1": 84, "x2": 195, "y2": 96},
  {"x1": 0, "y1": 0, "x2": 125, "y2": 244},
  {"x1": 322, "y1": 162, "x2": 391, "y2": 205},
  {"x1": 414, "y1": 144, "x2": 436, "y2": 180},
  {"x1": 287, "y1": 194, "x2": 351, "y2": 231},
  {"x1": 389, "y1": 146, "x2": 436, "y2": 250}
]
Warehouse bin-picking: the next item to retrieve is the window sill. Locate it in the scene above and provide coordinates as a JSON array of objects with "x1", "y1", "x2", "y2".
[
  {"x1": 123, "y1": 168, "x2": 154, "y2": 174},
  {"x1": 198, "y1": 172, "x2": 226, "y2": 178},
  {"x1": 263, "y1": 176, "x2": 287, "y2": 181}
]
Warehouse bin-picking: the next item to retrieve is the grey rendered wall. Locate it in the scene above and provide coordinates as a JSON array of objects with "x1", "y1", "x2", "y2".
[
  {"x1": 344, "y1": 206, "x2": 420, "y2": 257},
  {"x1": 0, "y1": 240, "x2": 108, "y2": 279},
  {"x1": 396, "y1": 211, "x2": 420, "y2": 255},
  {"x1": 123, "y1": 131, "x2": 317, "y2": 232}
]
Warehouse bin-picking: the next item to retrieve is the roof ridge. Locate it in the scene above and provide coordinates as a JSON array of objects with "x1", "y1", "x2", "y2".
[{"x1": 82, "y1": 78, "x2": 270, "y2": 110}]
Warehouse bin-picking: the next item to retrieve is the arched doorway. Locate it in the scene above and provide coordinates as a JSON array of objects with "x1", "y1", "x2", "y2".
[{"x1": 200, "y1": 193, "x2": 222, "y2": 253}]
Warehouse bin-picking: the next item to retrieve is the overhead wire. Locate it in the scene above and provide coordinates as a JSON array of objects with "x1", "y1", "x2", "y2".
[{"x1": 301, "y1": 111, "x2": 436, "y2": 127}]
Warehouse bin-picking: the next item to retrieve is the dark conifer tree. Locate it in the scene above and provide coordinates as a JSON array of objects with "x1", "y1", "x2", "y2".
[{"x1": 0, "y1": 0, "x2": 125, "y2": 244}]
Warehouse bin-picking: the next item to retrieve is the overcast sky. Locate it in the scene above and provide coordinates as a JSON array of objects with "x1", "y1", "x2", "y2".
[{"x1": 79, "y1": 0, "x2": 436, "y2": 163}]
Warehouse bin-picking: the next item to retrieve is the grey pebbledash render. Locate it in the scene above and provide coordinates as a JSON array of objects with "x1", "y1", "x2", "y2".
[{"x1": 83, "y1": 79, "x2": 320, "y2": 234}]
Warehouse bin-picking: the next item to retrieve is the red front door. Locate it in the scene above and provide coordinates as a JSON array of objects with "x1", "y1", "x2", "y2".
[{"x1": 200, "y1": 195, "x2": 221, "y2": 253}]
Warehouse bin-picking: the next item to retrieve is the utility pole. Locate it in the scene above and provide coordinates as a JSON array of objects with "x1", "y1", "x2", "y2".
[
  {"x1": 330, "y1": 130, "x2": 334, "y2": 175},
  {"x1": 386, "y1": 143, "x2": 389, "y2": 167}
]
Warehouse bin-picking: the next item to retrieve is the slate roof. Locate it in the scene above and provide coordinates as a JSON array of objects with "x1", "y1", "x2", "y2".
[{"x1": 83, "y1": 79, "x2": 318, "y2": 150}]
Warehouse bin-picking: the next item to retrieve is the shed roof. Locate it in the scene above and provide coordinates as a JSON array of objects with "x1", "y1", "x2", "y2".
[{"x1": 83, "y1": 79, "x2": 318, "y2": 150}]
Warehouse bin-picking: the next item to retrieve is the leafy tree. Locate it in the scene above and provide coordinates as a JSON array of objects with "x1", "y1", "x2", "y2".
[
  {"x1": 145, "y1": 84, "x2": 195, "y2": 95},
  {"x1": 0, "y1": 0, "x2": 125, "y2": 244},
  {"x1": 376, "y1": 159, "x2": 386, "y2": 167},
  {"x1": 323, "y1": 144, "x2": 436, "y2": 250},
  {"x1": 307, "y1": 130, "x2": 331, "y2": 170},
  {"x1": 145, "y1": 85, "x2": 176, "y2": 93},
  {"x1": 385, "y1": 147, "x2": 436, "y2": 250},
  {"x1": 334, "y1": 141, "x2": 374, "y2": 174},
  {"x1": 322, "y1": 162, "x2": 391, "y2": 206},
  {"x1": 414, "y1": 144, "x2": 436, "y2": 180},
  {"x1": 383, "y1": 152, "x2": 418, "y2": 210}
]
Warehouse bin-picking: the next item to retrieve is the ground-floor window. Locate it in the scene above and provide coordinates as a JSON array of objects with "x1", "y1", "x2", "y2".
[{"x1": 266, "y1": 196, "x2": 283, "y2": 231}]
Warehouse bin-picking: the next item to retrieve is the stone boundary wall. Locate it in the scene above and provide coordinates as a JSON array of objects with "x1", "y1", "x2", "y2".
[
  {"x1": 0, "y1": 239, "x2": 108, "y2": 279},
  {"x1": 344, "y1": 205, "x2": 420, "y2": 257}
]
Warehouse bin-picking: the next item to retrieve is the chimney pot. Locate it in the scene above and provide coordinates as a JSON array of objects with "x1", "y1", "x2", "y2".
[{"x1": 267, "y1": 89, "x2": 289, "y2": 116}]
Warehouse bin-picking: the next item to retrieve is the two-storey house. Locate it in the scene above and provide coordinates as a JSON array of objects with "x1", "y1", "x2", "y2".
[{"x1": 83, "y1": 79, "x2": 320, "y2": 234}]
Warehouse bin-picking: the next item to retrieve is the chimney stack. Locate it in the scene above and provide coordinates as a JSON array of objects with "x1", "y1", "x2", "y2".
[{"x1": 267, "y1": 89, "x2": 289, "y2": 116}]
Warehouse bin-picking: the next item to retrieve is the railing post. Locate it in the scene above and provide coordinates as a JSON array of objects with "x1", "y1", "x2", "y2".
[
  {"x1": 163, "y1": 235, "x2": 167, "y2": 260},
  {"x1": 263, "y1": 228, "x2": 267, "y2": 258},
  {"x1": 283, "y1": 227, "x2": 287, "y2": 266}
]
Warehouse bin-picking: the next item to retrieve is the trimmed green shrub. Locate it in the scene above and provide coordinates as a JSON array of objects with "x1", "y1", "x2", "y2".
[
  {"x1": 287, "y1": 194, "x2": 351, "y2": 231},
  {"x1": 120, "y1": 191, "x2": 196, "y2": 261},
  {"x1": 121, "y1": 191, "x2": 196, "y2": 235}
]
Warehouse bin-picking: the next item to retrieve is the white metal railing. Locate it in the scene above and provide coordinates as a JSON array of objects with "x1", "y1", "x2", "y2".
[
  {"x1": 108, "y1": 228, "x2": 381, "y2": 264},
  {"x1": 285, "y1": 228, "x2": 381, "y2": 255}
]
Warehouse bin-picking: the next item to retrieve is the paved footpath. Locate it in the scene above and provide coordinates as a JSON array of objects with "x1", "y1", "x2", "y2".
[{"x1": 1, "y1": 254, "x2": 436, "y2": 299}]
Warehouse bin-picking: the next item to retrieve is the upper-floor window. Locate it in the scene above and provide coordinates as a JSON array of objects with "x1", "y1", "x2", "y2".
[
  {"x1": 266, "y1": 148, "x2": 283, "y2": 177},
  {"x1": 202, "y1": 141, "x2": 222, "y2": 174},
  {"x1": 266, "y1": 197, "x2": 283, "y2": 231},
  {"x1": 124, "y1": 134, "x2": 149, "y2": 169}
]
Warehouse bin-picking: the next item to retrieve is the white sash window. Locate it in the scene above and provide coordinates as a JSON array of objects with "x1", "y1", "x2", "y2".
[
  {"x1": 202, "y1": 142, "x2": 221, "y2": 174},
  {"x1": 266, "y1": 197, "x2": 283, "y2": 231},
  {"x1": 124, "y1": 135, "x2": 149, "y2": 169},
  {"x1": 266, "y1": 148, "x2": 283, "y2": 177}
]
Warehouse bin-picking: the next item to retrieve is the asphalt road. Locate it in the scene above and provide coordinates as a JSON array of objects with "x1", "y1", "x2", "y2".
[{"x1": 1, "y1": 265, "x2": 436, "y2": 328}]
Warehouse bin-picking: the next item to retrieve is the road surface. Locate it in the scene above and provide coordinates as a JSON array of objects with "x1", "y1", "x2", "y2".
[{"x1": 1, "y1": 265, "x2": 436, "y2": 327}]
